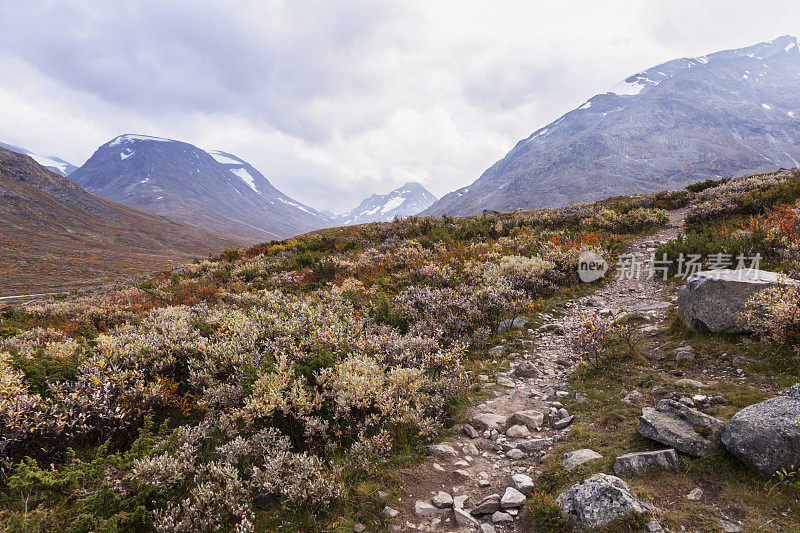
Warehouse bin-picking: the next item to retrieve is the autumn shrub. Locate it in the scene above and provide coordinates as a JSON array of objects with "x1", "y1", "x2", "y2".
[{"x1": 571, "y1": 315, "x2": 637, "y2": 375}]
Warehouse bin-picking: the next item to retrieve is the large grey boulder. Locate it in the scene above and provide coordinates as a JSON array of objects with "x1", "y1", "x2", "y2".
[
  {"x1": 677, "y1": 269, "x2": 796, "y2": 333},
  {"x1": 638, "y1": 399, "x2": 725, "y2": 457},
  {"x1": 555, "y1": 473, "x2": 651, "y2": 531},
  {"x1": 722, "y1": 384, "x2": 800, "y2": 478},
  {"x1": 613, "y1": 449, "x2": 680, "y2": 477}
]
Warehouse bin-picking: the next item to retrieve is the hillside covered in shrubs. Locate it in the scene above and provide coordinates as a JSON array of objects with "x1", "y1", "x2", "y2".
[{"x1": 2, "y1": 168, "x2": 800, "y2": 531}]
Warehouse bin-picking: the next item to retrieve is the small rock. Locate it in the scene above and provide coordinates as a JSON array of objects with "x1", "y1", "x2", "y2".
[
  {"x1": 462, "y1": 424, "x2": 480, "y2": 439},
  {"x1": 613, "y1": 449, "x2": 680, "y2": 477},
  {"x1": 471, "y1": 413, "x2": 508, "y2": 432},
  {"x1": 453, "y1": 507, "x2": 478, "y2": 527},
  {"x1": 433, "y1": 463, "x2": 445, "y2": 472},
  {"x1": 381, "y1": 506, "x2": 399, "y2": 519},
  {"x1": 454, "y1": 469, "x2": 471, "y2": 479},
  {"x1": 505, "y1": 424, "x2": 531, "y2": 438},
  {"x1": 497, "y1": 376, "x2": 516, "y2": 388},
  {"x1": 518, "y1": 438, "x2": 553, "y2": 453},
  {"x1": 638, "y1": 399, "x2": 725, "y2": 457},
  {"x1": 415, "y1": 500, "x2": 446, "y2": 517},
  {"x1": 500, "y1": 487, "x2": 526, "y2": 508},
  {"x1": 453, "y1": 495, "x2": 469, "y2": 509},
  {"x1": 622, "y1": 390, "x2": 644, "y2": 404},
  {"x1": 471, "y1": 494, "x2": 501, "y2": 515},
  {"x1": 512, "y1": 410, "x2": 545, "y2": 430},
  {"x1": 553, "y1": 415, "x2": 574, "y2": 429},
  {"x1": 353, "y1": 523, "x2": 366, "y2": 533},
  {"x1": 491, "y1": 511, "x2": 513, "y2": 523},
  {"x1": 477, "y1": 374, "x2": 489, "y2": 381},
  {"x1": 686, "y1": 488, "x2": 703, "y2": 501},
  {"x1": 717, "y1": 518, "x2": 743, "y2": 532},
  {"x1": 562, "y1": 449, "x2": 603, "y2": 470},
  {"x1": 432, "y1": 491, "x2": 453, "y2": 509},
  {"x1": 426, "y1": 444, "x2": 458, "y2": 458},
  {"x1": 511, "y1": 473, "x2": 535, "y2": 493},
  {"x1": 675, "y1": 378, "x2": 705, "y2": 388},
  {"x1": 488, "y1": 346, "x2": 505, "y2": 356},
  {"x1": 555, "y1": 473, "x2": 651, "y2": 531},
  {"x1": 479, "y1": 524, "x2": 496, "y2": 533},
  {"x1": 514, "y1": 360, "x2": 541, "y2": 378},
  {"x1": 506, "y1": 448, "x2": 526, "y2": 460}
]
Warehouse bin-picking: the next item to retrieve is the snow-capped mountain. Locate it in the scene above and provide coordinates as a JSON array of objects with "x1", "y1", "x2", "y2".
[
  {"x1": 425, "y1": 35, "x2": 800, "y2": 216},
  {"x1": 69, "y1": 134, "x2": 330, "y2": 240},
  {"x1": 0, "y1": 141, "x2": 77, "y2": 176},
  {"x1": 334, "y1": 182, "x2": 437, "y2": 225}
]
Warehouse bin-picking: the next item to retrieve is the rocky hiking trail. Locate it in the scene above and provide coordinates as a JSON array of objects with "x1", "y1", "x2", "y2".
[{"x1": 387, "y1": 209, "x2": 688, "y2": 532}]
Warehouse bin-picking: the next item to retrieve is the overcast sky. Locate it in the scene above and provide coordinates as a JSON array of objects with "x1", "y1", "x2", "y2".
[{"x1": 1, "y1": 1, "x2": 798, "y2": 211}]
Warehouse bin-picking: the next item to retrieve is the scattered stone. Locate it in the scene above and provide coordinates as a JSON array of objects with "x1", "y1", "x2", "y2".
[
  {"x1": 622, "y1": 390, "x2": 644, "y2": 404},
  {"x1": 514, "y1": 360, "x2": 541, "y2": 378},
  {"x1": 454, "y1": 469, "x2": 471, "y2": 479},
  {"x1": 491, "y1": 511, "x2": 513, "y2": 523},
  {"x1": 686, "y1": 488, "x2": 703, "y2": 501},
  {"x1": 518, "y1": 438, "x2": 553, "y2": 453},
  {"x1": 722, "y1": 383, "x2": 800, "y2": 478},
  {"x1": 677, "y1": 269, "x2": 797, "y2": 333},
  {"x1": 353, "y1": 523, "x2": 366, "y2": 533},
  {"x1": 717, "y1": 518, "x2": 743, "y2": 532},
  {"x1": 453, "y1": 507, "x2": 478, "y2": 527},
  {"x1": 497, "y1": 376, "x2": 516, "y2": 388},
  {"x1": 505, "y1": 424, "x2": 531, "y2": 438},
  {"x1": 555, "y1": 473, "x2": 651, "y2": 531},
  {"x1": 471, "y1": 413, "x2": 508, "y2": 432},
  {"x1": 453, "y1": 495, "x2": 469, "y2": 509},
  {"x1": 425, "y1": 444, "x2": 458, "y2": 458},
  {"x1": 415, "y1": 500, "x2": 446, "y2": 517},
  {"x1": 512, "y1": 410, "x2": 545, "y2": 430},
  {"x1": 613, "y1": 449, "x2": 680, "y2": 477},
  {"x1": 638, "y1": 399, "x2": 725, "y2": 457},
  {"x1": 562, "y1": 449, "x2": 603, "y2": 470},
  {"x1": 539, "y1": 323, "x2": 565, "y2": 335},
  {"x1": 506, "y1": 448, "x2": 526, "y2": 460},
  {"x1": 645, "y1": 518, "x2": 665, "y2": 532},
  {"x1": 675, "y1": 378, "x2": 704, "y2": 388},
  {"x1": 477, "y1": 374, "x2": 489, "y2": 381},
  {"x1": 511, "y1": 473, "x2": 535, "y2": 494},
  {"x1": 433, "y1": 463, "x2": 445, "y2": 472},
  {"x1": 479, "y1": 524, "x2": 496, "y2": 533},
  {"x1": 381, "y1": 506, "x2": 399, "y2": 519},
  {"x1": 462, "y1": 424, "x2": 480, "y2": 439},
  {"x1": 500, "y1": 487, "x2": 526, "y2": 508},
  {"x1": 553, "y1": 415, "x2": 574, "y2": 429},
  {"x1": 488, "y1": 346, "x2": 505, "y2": 356},
  {"x1": 431, "y1": 491, "x2": 453, "y2": 509},
  {"x1": 471, "y1": 494, "x2": 501, "y2": 515},
  {"x1": 674, "y1": 346, "x2": 696, "y2": 361},
  {"x1": 498, "y1": 317, "x2": 527, "y2": 332}
]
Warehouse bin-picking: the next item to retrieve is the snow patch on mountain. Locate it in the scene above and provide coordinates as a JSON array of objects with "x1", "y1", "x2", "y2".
[{"x1": 333, "y1": 182, "x2": 436, "y2": 225}]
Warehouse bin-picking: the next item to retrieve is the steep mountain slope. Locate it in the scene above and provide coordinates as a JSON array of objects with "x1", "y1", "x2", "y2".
[
  {"x1": 425, "y1": 35, "x2": 800, "y2": 215},
  {"x1": 69, "y1": 135, "x2": 330, "y2": 240},
  {"x1": 334, "y1": 182, "x2": 437, "y2": 225},
  {"x1": 0, "y1": 146, "x2": 234, "y2": 295},
  {"x1": 0, "y1": 140, "x2": 78, "y2": 176}
]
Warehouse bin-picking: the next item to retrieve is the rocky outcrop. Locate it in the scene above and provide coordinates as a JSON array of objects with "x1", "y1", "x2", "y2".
[
  {"x1": 677, "y1": 269, "x2": 796, "y2": 333},
  {"x1": 613, "y1": 449, "x2": 680, "y2": 477},
  {"x1": 722, "y1": 384, "x2": 800, "y2": 478},
  {"x1": 555, "y1": 473, "x2": 652, "y2": 531},
  {"x1": 638, "y1": 399, "x2": 725, "y2": 457}
]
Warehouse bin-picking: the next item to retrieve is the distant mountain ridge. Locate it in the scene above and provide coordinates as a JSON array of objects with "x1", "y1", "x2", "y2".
[
  {"x1": 0, "y1": 146, "x2": 233, "y2": 295},
  {"x1": 424, "y1": 35, "x2": 800, "y2": 216},
  {"x1": 333, "y1": 182, "x2": 437, "y2": 225},
  {"x1": 0, "y1": 141, "x2": 77, "y2": 176},
  {"x1": 69, "y1": 134, "x2": 330, "y2": 240}
]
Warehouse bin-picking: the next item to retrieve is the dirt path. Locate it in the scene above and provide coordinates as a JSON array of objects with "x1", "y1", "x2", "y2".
[{"x1": 387, "y1": 209, "x2": 687, "y2": 532}]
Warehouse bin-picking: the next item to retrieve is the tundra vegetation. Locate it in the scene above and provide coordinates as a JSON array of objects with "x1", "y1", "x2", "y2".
[{"x1": 1, "y1": 169, "x2": 799, "y2": 531}]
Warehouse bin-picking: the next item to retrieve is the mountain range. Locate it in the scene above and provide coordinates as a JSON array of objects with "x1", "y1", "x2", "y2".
[
  {"x1": 0, "y1": 146, "x2": 233, "y2": 296},
  {"x1": 331, "y1": 182, "x2": 436, "y2": 225},
  {"x1": 0, "y1": 141, "x2": 78, "y2": 176},
  {"x1": 69, "y1": 135, "x2": 329, "y2": 241},
  {"x1": 424, "y1": 35, "x2": 800, "y2": 215}
]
